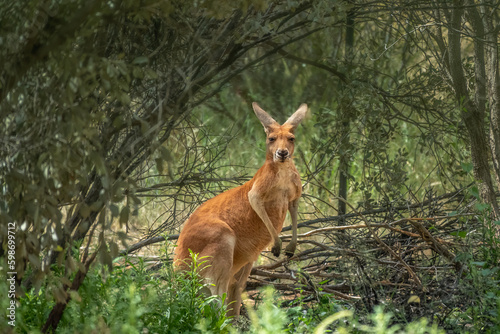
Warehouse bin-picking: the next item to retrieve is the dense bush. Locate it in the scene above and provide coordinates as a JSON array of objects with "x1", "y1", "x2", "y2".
[{"x1": 4, "y1": 252, "x2": 231, "y2": 333}]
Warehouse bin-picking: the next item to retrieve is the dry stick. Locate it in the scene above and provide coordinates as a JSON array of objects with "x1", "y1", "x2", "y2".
[
  {"x1": 253, "y1": 247, "x2": 325, "y2": 271},
  {"x1": 119, "y1": 234, "x2": 179, "y2": 256},
  {"x1": 289, "y1": 222, "x2": 424, "y2": 240},
  {"x1": 294, "y1": 239, "x2": 454, "y2": 270},
  {"x1": 246, "y1": 278, "x2": 359, "y2": 300},
  {"x1": 407, "y1": 219, "x2": 462, "y2": 271},
  {"x1": 252, "y1": 267, "x2": 343, "y2": 282},
  {"x1": 289, "y1": 215, "x2": 473, "y2": 243},
  {"x1": 321, "y1": 287, "x2": 360, "y2": 300}
]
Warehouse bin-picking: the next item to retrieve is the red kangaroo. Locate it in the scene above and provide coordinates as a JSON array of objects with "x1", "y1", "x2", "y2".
[{"x1": 174, "y1": 102, "x2": 307, "y2": 316}]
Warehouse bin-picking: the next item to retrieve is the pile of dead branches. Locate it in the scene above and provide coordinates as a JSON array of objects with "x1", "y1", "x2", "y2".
[{"x1": 246, "y1": 185, "x2": 486, "y2": 321}]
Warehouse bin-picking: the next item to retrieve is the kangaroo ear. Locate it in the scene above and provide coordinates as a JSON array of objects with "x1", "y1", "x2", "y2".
[
  {"x1": 252, "y1": 102, "x2": 278, "y2": 132},
  {"x1": 284, "y1": 104, "x2": 308, "y2": 130}
]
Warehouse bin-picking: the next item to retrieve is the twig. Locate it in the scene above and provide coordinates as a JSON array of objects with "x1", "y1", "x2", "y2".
[
  {"x1": 408, "y1": 220, "x2": 462, "y2": 271},
  {"x1": 119, "y1": 234, "x2": 178, "y2": 256}
]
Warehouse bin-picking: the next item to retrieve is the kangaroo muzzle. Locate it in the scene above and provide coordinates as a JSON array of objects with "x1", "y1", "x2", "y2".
[{"x1": 275, "y1": 149, "x2": 289, "y2": 162}]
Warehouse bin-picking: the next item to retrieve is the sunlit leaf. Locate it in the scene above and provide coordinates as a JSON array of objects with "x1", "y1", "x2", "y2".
[{"x1": 407, "y1": 295, "x2": 420, "y2": 304}]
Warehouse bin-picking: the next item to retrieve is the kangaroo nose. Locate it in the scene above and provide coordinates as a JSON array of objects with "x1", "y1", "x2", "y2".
[{"x1": 277, "y1": 150, "x2": 288, "y2": 158}]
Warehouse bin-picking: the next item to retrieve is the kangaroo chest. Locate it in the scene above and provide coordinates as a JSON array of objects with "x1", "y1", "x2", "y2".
[
  {"x1": 265, "y1": 167, "x2": 300, "y2": 201},
  {"x1": 259, "y1": 167, "x2": 300, "y2": 227}
]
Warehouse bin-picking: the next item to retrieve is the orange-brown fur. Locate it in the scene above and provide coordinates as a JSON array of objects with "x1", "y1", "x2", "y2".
[{"x1": 174, "y1": 102, "x2": 307, "y2": 316}]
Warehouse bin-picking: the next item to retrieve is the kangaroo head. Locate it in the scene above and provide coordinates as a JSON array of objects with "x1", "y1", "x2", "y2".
[{"x1": 252, "y1": 102, "x2": 308, "y2": 163}]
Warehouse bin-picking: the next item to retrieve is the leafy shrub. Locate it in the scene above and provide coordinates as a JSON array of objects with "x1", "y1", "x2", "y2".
[
  {"x1": 284, "y1": 293, "x2": 345, "y2": 333},
  {"x1": 246, "y1": 287, "x2": 288, "y2": 333},
  {"x1": 238, "y1": 287, "x2": 444, "y2": 334},
  {"x1": 5, "y1": 252, "x2": 231, "y2": 333}
]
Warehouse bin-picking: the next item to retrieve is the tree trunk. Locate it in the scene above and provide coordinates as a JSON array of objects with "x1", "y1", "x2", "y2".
[
  {"x1": 467, "y1": 0, "x2": 500, "y2": 194},
  {"x1": 337, "y1": 6, "x2": 355, "y2": 217},
  {"x1": 41, "y1": 251, "x2": 98, "y2": 333},
  {"x1": 480, "y1": 3, "x2": 500, "y2": 192},
  {"x1": 448, "y1": 1, "x2": 500, "y2": 221}
]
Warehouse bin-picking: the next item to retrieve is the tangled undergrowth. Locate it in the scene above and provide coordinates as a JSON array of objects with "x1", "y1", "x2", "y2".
[
  {"x1": 2, "y1": 186, "x2": 499, "y2": 333},
  {"x1": 243, "y1": 185, "x2": 500, "y2": 333},
  {"x1": 2, "y1": 252, "x2": 445, "y2": 333}
]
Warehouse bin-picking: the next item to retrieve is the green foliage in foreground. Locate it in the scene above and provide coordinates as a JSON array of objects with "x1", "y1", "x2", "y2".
[
  {"x1": 9, "y1": 253, "x2": 231, "y2": 333},
  {"x1": 6, "y1": 238, "x2": 500, "y2": 333},
  {"x1": 0, "y1": 253, "x2": 448, "y2": 334},
  {"x1": 3, "y1": 234, "x2": 500, "y2": 333},
  {"x1": 245, "y1": 287, "x2": 444, "y2": 334}
]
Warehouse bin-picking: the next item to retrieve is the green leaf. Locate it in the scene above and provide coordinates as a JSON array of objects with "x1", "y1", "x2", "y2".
[
  {"x1": 101, "y1": 175, "x2": 110, "y2": 190},
  {"x1": 144, "y1": 68, "x2": 158, "y2": 79},
  {"x1": 471, "y1": 261, "x2": 485, "y2": 267},
  {"x1": 109, "y1": 241, "x2": 119, "y2": 258},
  {"x1": 90, "y1": 152, "x2": 106, "y2": 175},
  {"x1": 79, "y1": 203, "x2": 91, "y2": 218},
  {"x1": 99, "y1": 245, "x2": 113, "y2": 272},
  {"x1": 450, "y1": 231, "x2": 467, "y2": 238},
  {"x1": 110, "y1": 204, "x2": 119, "y2": 217},
  {"x1": 481, "y1": 269, "x2": 492, "y2": 276},
  {"x1": 132, "y1": 66, "x2": 144, "y2": 79},
  {"x1": 460, "y1": 162, "x2": 473, "y2": 173},
  {"x1": 120, "y1": 206, "x2": 130, "y2": 225},
  {"x1": 475, "y1": 202, "x2": 490, "y2": 212},
  {"x1": 133, "y1": 56, "x2": 149, "y2": 65},
  {"x1": 129, "y1": 194, "x2": 142, "y2": 205},
  {"x1": 407, "y1": 295, "x2": 420, "y2": 304},
  {"x1": 90, "y1": 200, "x2": 103, "y2": 212},
  {"x1": 155, "y1": 157, "x2": 164, "y2": 174},
  {"x1": 469, "y1": 186, "x2": 480, "y2": 200}
]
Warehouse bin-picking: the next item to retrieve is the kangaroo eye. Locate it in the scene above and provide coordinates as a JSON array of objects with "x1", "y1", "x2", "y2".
[
  {"x1": 268, "y1": 137, "x2": 276, "y2": 142},
  {"x1": 289, "y1": 137, "x2": 295, "y2": 142}
]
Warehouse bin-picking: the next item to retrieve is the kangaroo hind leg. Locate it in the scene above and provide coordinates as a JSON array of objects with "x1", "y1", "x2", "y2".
[
  {"x1": 198, "y1": 231, "x2": 236, "y2": 300},
  {"x1": 227, "y1": 262, "x2": 253, "y2": 317}
]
